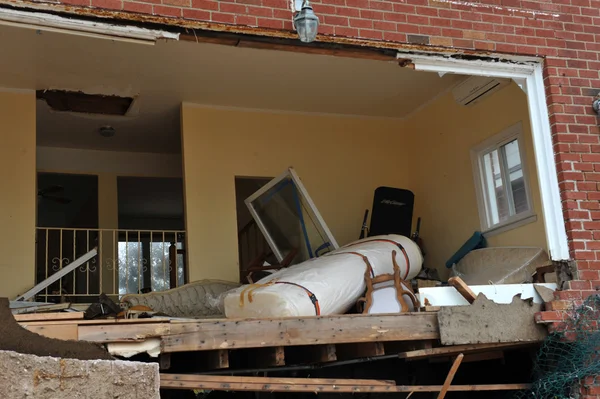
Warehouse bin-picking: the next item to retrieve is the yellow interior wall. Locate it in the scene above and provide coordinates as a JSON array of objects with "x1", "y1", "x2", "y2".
[
  {"x1": 404, "y1": 82, "x2": 547, "y2": 278},
  {"x1": 181, "y1": 105, "x2": 409, "y2": 283},
  {"x1": 0, "y1": 91, "x2": 36, "y2": 298}
]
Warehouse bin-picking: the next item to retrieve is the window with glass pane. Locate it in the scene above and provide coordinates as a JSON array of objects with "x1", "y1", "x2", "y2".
[
  {"x1": 118, "y1": 233, "x2": 186, "y2": 295},
  {"x1": 472, "y1": 124, "x2": 533, "y2": 232}
]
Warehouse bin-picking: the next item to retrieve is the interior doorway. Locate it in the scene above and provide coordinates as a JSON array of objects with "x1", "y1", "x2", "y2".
[{"x1": 235, "y1": 176, "x2": 272, "y2": 282}]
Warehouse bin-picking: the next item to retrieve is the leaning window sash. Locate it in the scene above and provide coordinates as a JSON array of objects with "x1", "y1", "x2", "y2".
[{"x1": 498, "y1": 143, "x2": 516, "y2": 217}]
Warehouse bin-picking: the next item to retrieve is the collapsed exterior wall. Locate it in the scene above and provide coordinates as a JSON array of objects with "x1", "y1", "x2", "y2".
[{"x1": 0, "y1": 350, "x2": 160, "y2": 399}]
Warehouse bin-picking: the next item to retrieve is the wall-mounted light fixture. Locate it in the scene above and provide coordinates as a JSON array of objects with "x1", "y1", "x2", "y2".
[
  {"x1": 593, "y1": 93, "x2": 600, "y2": 117},
  {"x1": 293, "y1": 0, "x2": 319, "y2": 43}
]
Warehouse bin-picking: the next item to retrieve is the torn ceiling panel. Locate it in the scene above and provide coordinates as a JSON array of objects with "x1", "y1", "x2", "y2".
[{"x1": 36, "y1": 90, "x2": 134, "y2": 116}]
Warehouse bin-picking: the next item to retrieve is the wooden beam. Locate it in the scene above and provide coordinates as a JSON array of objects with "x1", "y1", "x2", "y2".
[
  {"x1": 236, "y1": 40, "x2": 396, "y2": 61},
  {"x1": 78, "y1": 323, "x2": 170, "y2": 342},
  {"x1": 397, "y1": 342, "x2": 536, "y2": 361},
  {"x1": 14, "y1": 311, "x2": 84, "y2": 322},
  {"x1": 23, "y1": 323, "x2": 78, "y2": 340},
  {"x1": 19, "y1": 317, "x2": 170, "y2": 326},
  {"x1": 160, "y1": 374, "x2": 531, "y2": 393},
  {"x1": 163, "y1": 313, "x2": 439, "y2": 353},
  {"x1": 447, "y1": 277, "x2": 476, "y2": 304},
  {"x1": 162, "y1": 374, "x2": 395, "y2": 387},
  {"x1": 437, "y1": 353, "x2": 464, "y2": 399}
]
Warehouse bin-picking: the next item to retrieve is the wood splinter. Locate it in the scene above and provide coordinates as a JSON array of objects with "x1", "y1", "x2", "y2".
[{"x1": 447, "y1": 277, "x2": 477, "y2": 304}]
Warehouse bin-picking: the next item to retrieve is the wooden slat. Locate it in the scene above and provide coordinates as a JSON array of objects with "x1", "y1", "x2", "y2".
[
  {"x1": 160, "y1": 374, "x2": 531, "y2": 393},
  {"x1": 447, "y1": 277, "x2": 477, "y2": 304},
  {"x1": 19, "y1": 317, "x2": 171, "y2": 326},
  {"x1": 162, "y1": 374, "x2": 395, "y2": 386},
  {"x1": 78, "y1": 323, "x2": 170, "y2": 342},
  {"x1": 24, "y1": 323, "x2": 79, "y2": 340},
  {"x1": 437, "y1": 353, "x2": 464, "y2": 399},
  {"x1": 397, "y1": 342, "x2": 536, "y2": 361},
  {"x1": 163, "y1": 313, "x2": 439, "y2": 353},
  {"x1": 14, "y1": 311, "x2": 84, "y2": 322},
  {"x1": 286, "y1": 344, "x2": 337, "y2": 364},
  {"x1": 336, "y1": 342, "x2": 385, "y2": 360}
]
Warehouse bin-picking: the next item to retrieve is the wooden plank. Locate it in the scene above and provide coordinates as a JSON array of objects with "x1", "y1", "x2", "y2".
[
  {"x1": 18, "y1": 317, "x2": 171, "y2": 326},
  {"x1": 11, "y1": 303, "x2": 73, "y2": 314},
  {"x1": 286, "y1": 344, "x2": 337, "y2": 364},
  {"x1": 78, "y1": 323, "x2": 170, "y2": 342},
  {"x1": 160, "y1": 374, "x2": 531, "y2": 393},
  {"x1": 163, "y1": 313, "x2": 439, "y2": 353},
  {"x1": 398, "y1": 342, "x2": 536, "y2": 361},
  {"x1": 162, "y1": 374, "x2": 395, "y2": 386},
  {"x1": 14, "y1": 311, "x2": 84, "y2": 322},
  {"x1": 236, "y1": 40, "x2": 396, "y2": 61},
  {"x1": 23, "y1": 323, "x2": 78, "y2": 340},
  {"x1": 336, "y1": 342, "x2": 385, "y2": 360},
  {"x1": 447, "y1": 277, "x2": 476, "y2": 304},
  {"x1": 437, "y1": 354, "x2": 464, "y2": 399}
]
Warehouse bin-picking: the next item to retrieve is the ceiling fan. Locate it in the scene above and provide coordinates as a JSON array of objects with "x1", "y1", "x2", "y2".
[{"x1": 37, "y1": 185, "x2": 72, "y2": 205}]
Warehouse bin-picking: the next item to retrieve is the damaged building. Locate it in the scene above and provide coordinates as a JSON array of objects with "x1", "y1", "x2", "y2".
[{"x1": 0, "y1": 0, "x2": 598, "y2": 397}]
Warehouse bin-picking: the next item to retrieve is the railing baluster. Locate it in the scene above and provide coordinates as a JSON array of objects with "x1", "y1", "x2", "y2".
[
  {"x1": 162, "y1": 231, "x2": 166, "y2": 291},
  {"x1": 59, "y1": 228, "x2": 63, "y2": 297},
  {"x1": 137, "y1": 231, "x2": 141, "y2": 294},
  {"x1": 99, "y1": 229, "x2": 103, "y2": 295},
  {"x1": 44, "y1": 228, "x2": 49, "y2": 301},
  {"x1": 35, "y1": 227, "x2": 186, "y2": 298},
  {"x1": 86, "y1": 230, "x2": 90, "y2": 296},
  {"x1": 174, "y1": 233, "x2": 179, "y2": 287},
  {"x1": 125, "y1": 230, "x2": 129, "y2": 295},
  {"x1": 73, "y1": 230, "x2": 77, "y2": 296},
  {"x1": 147, "y1": 230, "x2": 152, "y2": 291},
  {"x1": 112, "y1": 229, "x2": 116, "y2": 296}
]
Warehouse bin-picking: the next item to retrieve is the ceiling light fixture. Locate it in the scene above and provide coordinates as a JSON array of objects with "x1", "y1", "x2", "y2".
[
  {"x1": 0, "y1": 8, "x2": 179, "y2": 45},
  {"x1": 99, "y1": 126, "x2": 116, "y2": 138},
  {"x1": 293, "y1": 0, "x2": 319, "y2": 43}
]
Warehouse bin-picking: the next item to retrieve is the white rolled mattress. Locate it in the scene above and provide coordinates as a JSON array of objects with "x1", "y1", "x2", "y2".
[{"x1": 224, "y1": 234, "x2": 423, "y2": 318}]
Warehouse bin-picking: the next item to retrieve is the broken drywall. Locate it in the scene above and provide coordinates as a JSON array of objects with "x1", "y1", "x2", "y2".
[{"x1": 437, "y1": 293, "x2": 547, "y2": 345}]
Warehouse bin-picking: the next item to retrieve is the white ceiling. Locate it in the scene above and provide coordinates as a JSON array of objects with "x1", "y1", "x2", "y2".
[{"x1": 0, "y1": 23, "x2": 464, "y2": 154}]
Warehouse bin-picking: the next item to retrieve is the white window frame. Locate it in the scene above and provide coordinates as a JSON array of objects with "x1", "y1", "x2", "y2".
[
  {"x1": 471, "y1": 122, "x2": 536, "y2": 236},
  {"x1": 402, "y1": 52, "x2": 569, "y2": 261}
]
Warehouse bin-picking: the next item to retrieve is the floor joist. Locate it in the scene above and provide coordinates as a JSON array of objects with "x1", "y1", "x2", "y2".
[
  {"x1": 162, "y1": 313, "x2": 439, "y2": 352},
  {"x1": 160, "y1": 374, "x2": 532, "y2": 393}
]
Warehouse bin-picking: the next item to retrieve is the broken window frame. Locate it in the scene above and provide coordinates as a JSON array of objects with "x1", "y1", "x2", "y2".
[{"x1": 244, "y1": 167, "x2": 339, "y2": 263}]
